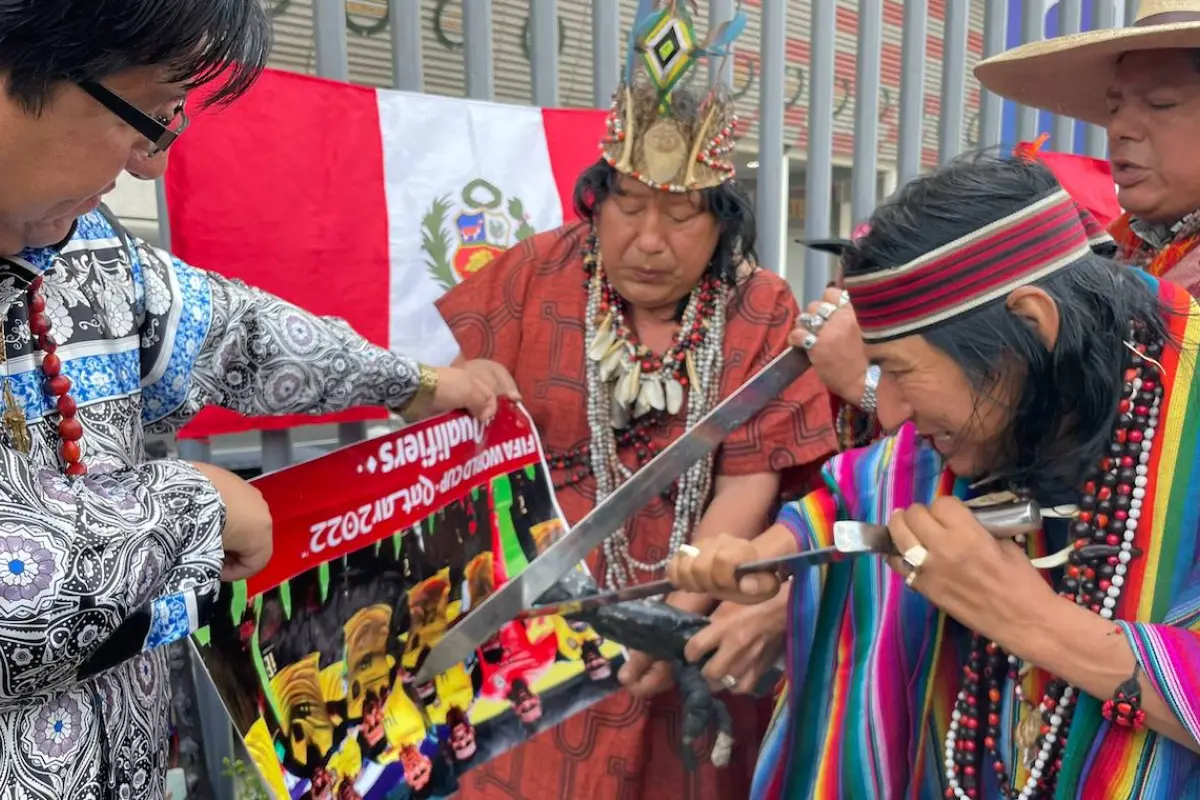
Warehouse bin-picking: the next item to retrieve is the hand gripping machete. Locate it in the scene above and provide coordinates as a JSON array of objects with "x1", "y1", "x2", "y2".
[
  {"x1": 512, "y1": 500, "x2": 1042, "y2": 620},
  {"x1": 413, "y1": 347, "x2": 812, "y2": 684}
]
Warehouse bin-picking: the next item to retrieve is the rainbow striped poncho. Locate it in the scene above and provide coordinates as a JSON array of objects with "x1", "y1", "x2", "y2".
[{"x1": 752, "y1": 277, "x2": 1200, "y2": 799}]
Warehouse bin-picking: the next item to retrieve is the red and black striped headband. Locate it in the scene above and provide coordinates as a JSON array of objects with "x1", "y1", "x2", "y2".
[{"x1": 846, "y1": 189, "x2": 1113, "y2": 343}]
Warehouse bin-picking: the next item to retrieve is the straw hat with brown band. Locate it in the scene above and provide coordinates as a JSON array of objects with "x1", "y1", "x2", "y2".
[{"x1": 975, "y1": 0, "x2": 1200, "y2": 126}]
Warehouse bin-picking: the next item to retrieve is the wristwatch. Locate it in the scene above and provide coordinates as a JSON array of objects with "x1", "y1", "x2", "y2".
[
  {"x1": 860, "y1": 364, "x2": 881, "y2": 415},
  {"x1": 399, "y1": 363, "x2": 439, "y2": 421}
]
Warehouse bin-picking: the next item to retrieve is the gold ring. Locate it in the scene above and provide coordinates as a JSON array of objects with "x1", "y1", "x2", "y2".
[{"x1": 678, "y1": 543, "x2": 701, "y2": 558}]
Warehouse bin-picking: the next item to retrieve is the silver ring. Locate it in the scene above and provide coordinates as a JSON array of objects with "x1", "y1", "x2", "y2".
[
  {"x1": 803, "y1": 313, "x2": 826, "y2": 334},
  {"x1": 801, "y1": 332, "x2": 818, "y2": 351},
  {"x1": 902, "y1": 545, "x2": 928, "y2": 571},
  {"x1": 721, "y1": 674, "x2": 738, "y2": 690},
  {"x1": 837, "y1": 290, "x2": 851, "y2": 307},
  {"x1": 678, "y1": 543, "x2": 701, "y2": 558},
  {"x1": 902, "y1": 545, "x2": 927, "y2": 589},
  {"x1": 816, "y1": 301, "x2": 838, "y2": 320}
]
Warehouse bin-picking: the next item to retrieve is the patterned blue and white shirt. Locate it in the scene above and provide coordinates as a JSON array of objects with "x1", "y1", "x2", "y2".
[{"x1": 0, "y1": 208, "x2": 421, "y2": 799}]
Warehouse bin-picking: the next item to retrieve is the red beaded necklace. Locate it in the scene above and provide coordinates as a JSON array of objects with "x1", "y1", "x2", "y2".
[
  {"x1": 0, "y1": 275, "x2": 87, "y2": 476},
  {"x1": 548, "y1": 234, "x2": 720, "y2": 491},
  {"x1": 943, "y1": 328, "x2": 1160, "y2": 800},
  {"x1": 595, "y1": 270, "x2": 721, "y2": 382}
]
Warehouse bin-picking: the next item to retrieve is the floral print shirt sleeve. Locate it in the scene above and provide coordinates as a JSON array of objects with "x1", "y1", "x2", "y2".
[
  {"x1": 131, "y1": 240, "x2": 421, "y2": 431},
  {"x1": 0, "y1": 452, "x2": 224, "y2": 708}
]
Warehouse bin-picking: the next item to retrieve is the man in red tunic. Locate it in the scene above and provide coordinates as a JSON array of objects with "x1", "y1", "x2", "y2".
[{"x1": 434, "y1": 4, "x2": 836, "y2": 797}]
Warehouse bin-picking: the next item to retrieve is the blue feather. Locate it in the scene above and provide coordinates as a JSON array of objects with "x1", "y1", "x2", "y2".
[
  {"x1": 713, "y1": 11, "x2": 747, "y2": 48},
  {"x1": 696, "y1": 9, "x2": 746, "y2": 62}
]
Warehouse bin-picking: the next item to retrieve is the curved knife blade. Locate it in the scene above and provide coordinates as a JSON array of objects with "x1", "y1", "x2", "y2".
[{"x1": 413, "y1": 347, "x2": 812, "y2": 684}]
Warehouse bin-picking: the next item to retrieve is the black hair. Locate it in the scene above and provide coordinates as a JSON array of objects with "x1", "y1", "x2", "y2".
[
  {"x1": 0, "y1": 0, "x2": 271, "y2": 113},
  {"x1": 572, "y1": 158, "x2": 758, "y2": 287},
  {"x1": 844, "y1": 152, "x2": 1172, "y2": 496}
]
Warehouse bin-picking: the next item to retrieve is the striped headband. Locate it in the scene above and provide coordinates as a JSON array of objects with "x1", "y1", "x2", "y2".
[{"x1": 846, "y1": 189, "x2": 1113, "y2": 343}]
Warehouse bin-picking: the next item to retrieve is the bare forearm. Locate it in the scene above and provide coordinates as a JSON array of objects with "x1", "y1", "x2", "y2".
[
  {"x1": 1000, "y1": 596, "x2": 1198, "y2": 753},
  {"x1": 752, "y1": 522, "x2": 802, "y2": 560},
  {"x1": 692, "y1": 472, "x2": 780, "y2": 543}
]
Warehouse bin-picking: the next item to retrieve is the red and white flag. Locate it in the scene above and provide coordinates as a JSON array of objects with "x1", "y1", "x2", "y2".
[
  {"x1": 165, "y1": 69, "x2": 606, "y2": 438},
  {"x1": 1016, "y1": 141, "x2": 1121, "y2": 229}
]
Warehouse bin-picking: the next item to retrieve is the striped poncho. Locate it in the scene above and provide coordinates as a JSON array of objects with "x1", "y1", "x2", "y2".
[{"x1": 752, "y1": 276, "x2": 1200, "y2": 799}]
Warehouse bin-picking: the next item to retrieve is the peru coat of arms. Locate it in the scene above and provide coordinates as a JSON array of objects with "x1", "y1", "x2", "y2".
[{"x1": 421, "y1": 179, "x2": 537, "y2": 290}]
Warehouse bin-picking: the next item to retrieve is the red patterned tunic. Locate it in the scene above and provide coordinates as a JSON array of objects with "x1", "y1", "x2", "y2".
[{"x1": 436, "y1": 222, "x2": 836, "y2": 800}]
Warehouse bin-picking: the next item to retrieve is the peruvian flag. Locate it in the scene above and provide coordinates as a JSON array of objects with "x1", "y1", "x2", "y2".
[{"x1": 165, "y1": 68, "x2": 606, "y2": 438}]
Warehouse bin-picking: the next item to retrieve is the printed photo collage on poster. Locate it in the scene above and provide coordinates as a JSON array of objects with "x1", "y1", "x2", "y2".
[{"x1": 196, "y1": 402, "x2": 626, "y2": 799}]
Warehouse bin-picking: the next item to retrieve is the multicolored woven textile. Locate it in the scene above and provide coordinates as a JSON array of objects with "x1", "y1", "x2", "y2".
[{"x1": 753, "y1": 275, "x2": 1200, "y2": 799}]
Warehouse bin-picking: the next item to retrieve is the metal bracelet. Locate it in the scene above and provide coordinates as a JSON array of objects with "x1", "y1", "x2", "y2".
[{"x1": 860, "y1": 364, "x2": 881, "y2": 415}]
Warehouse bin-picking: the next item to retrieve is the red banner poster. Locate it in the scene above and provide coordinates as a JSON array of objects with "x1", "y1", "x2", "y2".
[{"x1": 193, "y1": 400, "x2": 623, "y2": 799}]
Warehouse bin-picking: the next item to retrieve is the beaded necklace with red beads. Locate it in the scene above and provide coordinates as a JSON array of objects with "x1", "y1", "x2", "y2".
[
  {"x1": 943, "y1": 326, "x2": 1160, "y2": 800},
  {"x1": 579, "y1": 231, "x2": 727, "y2": 588},
  {"x1": 548, "y1": 232, "x2": 721, "y2": 493},
  {"x1": 0, "y1": 275, "x2": 87, "y2": 476}
]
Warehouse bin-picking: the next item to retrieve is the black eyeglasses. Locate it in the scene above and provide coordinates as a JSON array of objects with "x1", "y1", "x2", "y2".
[{"x1": 78, "y1": 80, "x2": 189, "y2": 156}]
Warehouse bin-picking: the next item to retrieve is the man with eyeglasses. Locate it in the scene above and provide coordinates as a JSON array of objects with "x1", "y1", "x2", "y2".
[{"x1": 0, "y1": 2, "x2": 497, "y2": 798}]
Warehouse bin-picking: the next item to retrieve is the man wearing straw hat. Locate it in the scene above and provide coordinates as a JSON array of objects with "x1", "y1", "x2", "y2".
[{"x1": 976, "y1": 1, "x2": 1200, "y2": 296}]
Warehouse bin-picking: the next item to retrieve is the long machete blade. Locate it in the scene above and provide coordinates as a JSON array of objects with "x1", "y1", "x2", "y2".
[{"x1": 413, "y1": 347, "x2": 811, "y2": 684}]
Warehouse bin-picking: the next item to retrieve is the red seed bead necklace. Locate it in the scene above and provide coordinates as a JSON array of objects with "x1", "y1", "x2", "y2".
[{"x1": 28, "y1": 276, "x2": 87, "y2": 477}]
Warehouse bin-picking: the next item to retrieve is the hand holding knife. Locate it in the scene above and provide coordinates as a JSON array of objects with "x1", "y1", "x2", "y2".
[
  {"x1": 413, "y1": 339, "x2": 1036, "y2": 686},
  {"x1": 516, "y1": 500, "x2": 1042, "y2": 621}
]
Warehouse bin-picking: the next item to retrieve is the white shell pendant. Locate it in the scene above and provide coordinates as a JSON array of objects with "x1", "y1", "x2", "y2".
[
  {"x1": 633, "y1": 388, "x2": 653, "y2": 419},
  {"x1": 600, "y1": 342, "x2": 626, "y2": 382},
  {"x1": 643, "y1": 376, "x2": 666, "y2": 412},
  {"x1": 615, "y1": 361, "x2": 641, "y2": 408},
  {"x1": 685, "y1": 351, "x2": 700, "y2": 391},
  {"x1": 665, "y1": 377, "x2": 684, "y2": 415},
  {"x1": 588, "y1": 314, "x2": 616, "y2": 361}
]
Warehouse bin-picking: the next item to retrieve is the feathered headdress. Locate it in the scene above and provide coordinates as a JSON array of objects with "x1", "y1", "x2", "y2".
[{"x1": 599, "y1": 0, "x2": 748, "y2": 193}]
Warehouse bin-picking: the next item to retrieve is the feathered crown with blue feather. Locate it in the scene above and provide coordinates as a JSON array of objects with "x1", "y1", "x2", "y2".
[{"x1": 599, "y1": 0, "x2": 747, "y2": 193}]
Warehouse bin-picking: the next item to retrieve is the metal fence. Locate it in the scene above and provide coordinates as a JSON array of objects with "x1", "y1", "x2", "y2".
[{"x1": 167, "y1": 1, "x2": 1137, "y2": 795}]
